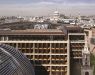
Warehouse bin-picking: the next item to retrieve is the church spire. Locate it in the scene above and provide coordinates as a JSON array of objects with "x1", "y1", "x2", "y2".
[
  {"x1": 81, "y1": 36, "x2": 93, "y2": 75},
  {"x1": 82, "y1": 38, "x2": 90, "y2": 54}
]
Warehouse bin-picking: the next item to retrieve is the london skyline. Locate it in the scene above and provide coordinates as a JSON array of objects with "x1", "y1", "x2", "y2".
[{"x1": 0, "y1": 0, "x2": 95, "y2": 16}]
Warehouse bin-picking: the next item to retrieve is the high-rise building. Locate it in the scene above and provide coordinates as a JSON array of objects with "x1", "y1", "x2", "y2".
[{"x1": 0, "y1": 24, "x2": 86, "y2": 75}]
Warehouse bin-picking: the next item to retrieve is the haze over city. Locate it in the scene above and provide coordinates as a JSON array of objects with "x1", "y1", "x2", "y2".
[
  {"x1": 0, "y1": 0, "x2": 95, "y2": 16},
  {"x1": 0, "y1": 1, "x2": 95, "y2": 75}
]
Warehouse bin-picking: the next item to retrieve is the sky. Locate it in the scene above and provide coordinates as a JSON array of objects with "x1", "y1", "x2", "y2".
[{"x1": 0, "y1": 0, "x2": 95, "y2": 16}]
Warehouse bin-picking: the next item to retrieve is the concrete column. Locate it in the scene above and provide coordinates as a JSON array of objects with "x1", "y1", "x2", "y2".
[
  {"x1": 1, "y1": 36, "x2": 4, "y2": 41},
  {"x1": 33, "y1": 43, "x2": 35, "y2": 61},
  {"x1": 16, "y1": 43, "x2": 18, "y2": 49},
  {"x1": 6, "y1": 36, "x2": 8, "y2": 41},
  {"x1": 67, "y1": 35, "x2": 70, "y2": 75},
  {"x1": 50, "y1": 36, "x2": 53, "y2": 40},
  {"x1": 32, "y1": 43, "x2": 35, "y2": 75},
  {"x1": 50, "y1": 43, "x2": 52, "y2": 75}
]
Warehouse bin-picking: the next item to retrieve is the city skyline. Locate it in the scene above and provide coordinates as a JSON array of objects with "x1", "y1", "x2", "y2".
[{"x1": 0, "y1": 0, "x2": 95, "y2": 16}]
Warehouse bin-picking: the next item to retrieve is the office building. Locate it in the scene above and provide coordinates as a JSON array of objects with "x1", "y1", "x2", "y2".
[{"x1": 0, "y1": 24, "x2": 86, "y2": 75}]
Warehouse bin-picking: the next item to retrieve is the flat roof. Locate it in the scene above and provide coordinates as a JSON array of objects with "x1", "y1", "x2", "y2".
[
  {"x1": 65, "y1": 25, "x2": 83, "y2": 31},
  {"x1": 0, "y1": 29, "x2": 65, "y2": 35}
]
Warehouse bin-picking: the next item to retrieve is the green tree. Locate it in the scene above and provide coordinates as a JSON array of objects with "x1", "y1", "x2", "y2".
[{"x1": 90, "y1": 53, "x2": 95, "y2": 74}]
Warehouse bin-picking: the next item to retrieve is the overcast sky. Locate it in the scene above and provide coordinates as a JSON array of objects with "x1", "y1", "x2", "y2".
[{"x1": 0, "y1": 0, "x2": 95, "y2": 16}]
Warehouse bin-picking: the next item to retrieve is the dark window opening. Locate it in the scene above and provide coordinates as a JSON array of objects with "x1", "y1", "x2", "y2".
[{"x1": 85, "y1": 72, "x2": 89, "y2": 75}]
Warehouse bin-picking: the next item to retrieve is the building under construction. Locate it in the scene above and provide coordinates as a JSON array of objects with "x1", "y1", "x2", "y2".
[{"x1": 0, "y1": 23, "x2": 86, "y2": 75}]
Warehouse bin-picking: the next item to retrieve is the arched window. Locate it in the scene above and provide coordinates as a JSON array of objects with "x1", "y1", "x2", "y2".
[{"x1": 85, "y1": 72, "x2": 89, "y2": 75}]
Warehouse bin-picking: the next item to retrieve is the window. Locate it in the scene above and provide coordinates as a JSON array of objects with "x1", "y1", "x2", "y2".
[{"x1": 85, "y1": 72, "x2": 89, "y2": 75}]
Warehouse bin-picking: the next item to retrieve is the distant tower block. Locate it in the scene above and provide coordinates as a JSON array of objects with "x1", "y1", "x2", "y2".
[{"x1": 81, "y1": 43, "x2": 94, "y2": 75}]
